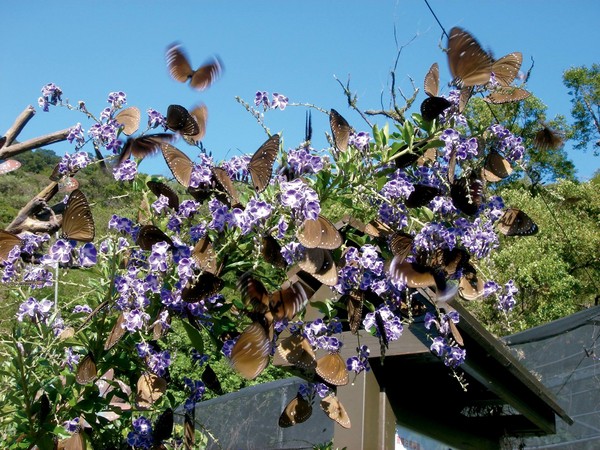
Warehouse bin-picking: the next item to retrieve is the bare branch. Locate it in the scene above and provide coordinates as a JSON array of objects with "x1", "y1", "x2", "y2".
[
  {"x1": 0, "y1": 129, "x2": 70, "y2": 159},
  {"x1": 333, "y1": 76, "x2": 373, "y2": 128},
  {"x1": 3, "y1": 105, "x2": 36, "y2": 146},
  {"x1": 6, "y1": 182, "x2": 60, "y2": 234}
]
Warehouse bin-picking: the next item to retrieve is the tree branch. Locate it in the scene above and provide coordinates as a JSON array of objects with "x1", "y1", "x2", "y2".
[
  {"x1": 6, "y1": 183, "x2": 60, "y2": 234},
  {"x1": 3, "y1": 105, "x2": 36, "y2": 146},
  {"x1": 0, "y1": 129, "x2": 71, "y2": 159}
]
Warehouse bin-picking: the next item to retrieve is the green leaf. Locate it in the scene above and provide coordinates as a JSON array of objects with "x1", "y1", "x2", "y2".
[{"x1": 181, "y1": 320, "x2": 204, "y2": 354}]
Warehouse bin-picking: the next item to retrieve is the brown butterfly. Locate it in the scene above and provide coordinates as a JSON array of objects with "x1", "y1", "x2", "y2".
[
  {"x1": 450, "y1": 175, "x2": 484, "y2": 216},
  {"x1": 230, "y1": 318, "x2": 272, "y2": 380},
  {"x1": 296, "y1": 215, "x2": 342, "y2": 250},
  {"x1": 534, "y1": 125, "x2": 564, "y2": 150},
  {"x1": 212, "y1": 166, "x2": 242, "y2": 208},
  {"x1": 277, "y1": 334, "x2": 317, "y2": 370},
  {"x1": 147, "y1": 180, "x2": 180, "y2": 210},
  {"x1": 166, "y1": 43, "x2": 223, "y2": 91},
  {"x1": 191, "y1": 237, "x2": 218, "y2": 274},
  {"x1": 181, "y1": 272, "x2": 224, "y2": 302},
  {"x1": 239, "y1": 272, "x2": 308, "y2": 321},
  {"x1": 388, "y1": 258, "x2": 457, "y2": 301},
  {"x1": 184, "y1": 411, "x2": 195, "y2": 450},
  {"x1": 118, "y1": 133, "x2": 175, "y2": 166},
  {"x1": 497, "y1": 208, "x2": 538, "y2": 236},
  {"x1": 491, "y1": 52, "x2": 522, "y2": 87},
  {"x1": 166, "y1": 104, "x2": 200, "y2": 136},
  {"x1": 330, "y1": 109, "x2": 351, "y2": 152},
  {"x1": 458, "y1": 268, "x2": 484, "y2": 300},
  {"x1": 75, "y1": 352, "x2": 98, "y2": 385},
  {"x1": 321, "y1": 394, "x2": 351, "y2": 429},
  {"x1": 136, "y1": 372, "x2": 167, "y2": 409},
  {"x1": 0, "y1": 159, "x2": 21, "y2": 175},
  {"x1": 342, "y1": 290, "x2": 365, "y2": 334},
  {"x1": 114, "y1": 106, "x2": 141, "y2": 135},
  {"x1": 309, "y1": 249, "x2": 338, "y2": 287},
  {"x1": 405, "y1": 185, "x2": 441, "y2": 208},
  {"x1": 316, "y1": 352, "x2": 349, "y2": 386},
  {"x1": 136, "y1": 225, "x2": 173, "y2": 251},
  {"x1": 183, "y1": 104, "x2": 208, "y2": 145},
  {"x1": 201, "y1": 364, "x2": 224, "y2": 395},
  {"x1": 421, "y1": 63, "x2": 452, "y2": 121},
  {"x1": 61, "y1": 189, "x2": 95, "y2": 242},
  {"x1": 447, "y1": 27, "x2": 493, "y2": 87},
  {"x1": 103, "y1": 313, "x2": 127, "y2": 351},
  {"x1": 153, "y1": 408, "x2": 174, "y2": 443},
  {"x1": 249, "y1": 134, "x2": 279, "y2": 193},
  {"x1": 0, "y1": 230, "x2": 22, "y2": 262},
  {"x1": 389, "y1": 231, "x2": 413, "y2": 263},
  {"x1": 262, "y1": 235, "x2": 286, "y2": 268},
  {"x1": 57, "y1": 431, "x2": 85, "y2": 450},
  {"x1": 161, "y1": 143, "x2": 195, "y2": 188},
  {"x1": 483, "y1": 150, "x2": 513, "y2": 182},
  {"x1": 484, "y1": 86, "x2": 531, "y2": 104},
  {"x1": 279, "y1": 394, "x2": 313, "y2": 427},
  {"x1": 364, "y1": 219, "x2": 394, "y2": 238}
]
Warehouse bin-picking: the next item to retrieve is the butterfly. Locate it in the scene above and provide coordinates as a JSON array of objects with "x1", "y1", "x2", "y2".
[
  {"x1": 118, "y1": 133, "x2": 175, "y2": 166},
  {"x1": 421, "y1": 63, "x2": 452, "y2": 121},
  {"x1": 447, "y1": 27, "x2": 493, "y2": 87},
  {"x1": 201, "y1": 364, "x2": 224, "y2": 395},
  {"x1": 389, "y1": 231, "x2": 413, "y2": 263},
  {"x1": 388, "y1": 257, "x2": 458, "y2": 302},
  {"x1": 0, "y1": 159, "x2": 21, "y2": 175},
  {"x1": 491, "y1": 52, "x2": 523, "y2": 87},
  {"x1": 279, "y1": 394, "x2": 313, "y2": 427},
  {"x1": 212, "y1": 166, "x2": 242, "y2": 208},
  {"x1": 497, "y1": 208, "x2": 538, "y2": 236},
  {"x1": 458, "y1": 268, "x2": 484, "y2": 300},
  {"x1": 248, "y1": 134, "x2": 279, "y2": 193},
  {"x1": 114, "y1": 106, "x2": 141, "y2": 136},
  {"x1": 277, "y1": 333, "x2": 317, "y2": 370},
  {"x1": 405, "y1": 184, "x2": 442, "y2": 208},
  {"x1": 184, "y1": 411, "x2": 195, "y2": 449},
  {"x1": 298, "y1": 247, "x2": 338, "y2": 286},
  {"x1": 484, "y1": 86, "x2": 531, "y2": 104},
  {"x1": 261, "y1": 235, "x2": 287, "y2": 268},
  {"x1": 61, "y1": 189, "x2": 95, "y2": 242},
  {"x1": 534, "y1": 125, "x2": 564, "y2": 150},
  {"x1": 230, "y1": 317, "x2": 273, "y2": 380},
  {"x1": 147, "y1": 180, "x2": 180, "y2": 210},
  {"x1": 296, "y1": 215, "x2": 342, "y2": 250},
  {"x1": 0, "y1": 230, "x2": 22, "y2": 262},
  {"x1": 181, "y1": 272, "x2": 224, "y2": 302},
  {"x1": 103, "y1": 313, "x2": 127, "y2": 351},
  {"x1": 183, "y1": 104, "x2": 208, "y2": 145},
  {"x1": 75, "y1": 352, "x2": 98, "y2": 385},
  {"x1": 152, "y1": 408, "x2": 174, "y2": 444},
  {"x1": 483, "y1": 150, "x2": 513, "y2": 182},
  {"x1": 166, "y1": 104, "x2": 200, "y2": 136},
  {"x1": 135, "y1": 372, "x2": 167, "y2": 409},
  {"x1": 191, "y1": 237, "x2": 218, "y2": 274},
  {"x1": 238, "y1": 272, "x2": 308, "y2": 321},
  {"x1": 316, "y1": 352, "x2": 349, "y2": 386},
  {"x1": 321, "y1": 394, "x2": 351, "y2": 429},
  {"x1": 136, "y1": 225, "x2": 173, "y2": 251},
  {"x1": 341, "y1": 288, "x2": 381, "y2": 334},
  {"x1": 450, "y1": 175, "x2": 484, "y2": 216},
  {"x1": 161, "y1": 143, "x2": 197, "y2": 189},
  {"x1": 330, "y1": 109, "x2": 351, "y2": 152},
  {"x1": 165, "y1": 42, "x2": 223, "y2": 91}
]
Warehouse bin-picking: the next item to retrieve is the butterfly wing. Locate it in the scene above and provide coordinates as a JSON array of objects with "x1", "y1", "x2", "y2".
[
  {"x1": 498, "y1": 208, "x2": 538, "y2": 236},
  {"x1": 165, "y1": 43, "x2": 194, "y2": 83},
  {"x1": 114, "y1": 106, "x2": 141, "y2": 135},
  {"x1": 405, "y1": 185, "x2": 441, "y2": 208},
  {"x1": 279, "y1": 395, "x2": 313, "y2": 427},
  {"x1": 483, "y1": 151, "x2": 513, "y2": 182},
  {"x1": 135, "y1": 372, "x2": 167, "y2": 409},
  {"x1": 424, "y1": 62, "x2": 440, "y2": 97},
  {"x1": 147, "y1": 180, "x2": 180, "y2": 210},
  {"x1": 62, "y1": 189, "x2": 95, "y2": 242},
  {"x1": 166, "y1": 104, "x2": 200, "y2": 136},
  {"x1": 212, "y1": 167, "x2": 241, "y2": 207},
  {"x1": 191, "y1": 237, "x2": 218, "y2": 274},
  {"x1": 0, "y1": 159, "x2": 21, "y2": 175},
  {"x1": 447, "y1": 27, "x2": 492, "y2": 87},
  {"x1": 161, "y1": 143, "x2": 194, "y2": 188},
  {"x1": 269, "y1": 280, "x2": 308, "y2": 321},
  {"x1": 278, "y1": 334, "x2": 316, "y2": 370},
  {"x1": 189, "y1": 56, "x2": 224, "y2": 91},
  {"x1": 330, "y1": 109, "x2": 351, "y2": 152},
  {"x1": 248, "y1": 134, "x2": 279, "y2": 193},
  {"x1": 420, "y1": 96, "x2": 452, "y2": 122},
  {"x1": 321, "y1": 394, "x2": 351, "y2": 429},
  {"x1": 76, "y1": 352, "x2": 98, "y2": 385},
  {"x1": 230, "y1": 321, "x2": 271, "y2": 380},
  {"x1": 316, "y1": 352, "x2": 349, "y2": 386},
  {"x1": 484, "y1": 87, "x2": 531, "y2": 104},
  {"x1": 185, "y1": 104, "x2": 208, "y2": 144},
  {"x1": 104, "y1": 313, "x2": 127, "y2": 351},
  {"x1": 136, "y1": 225, "x2": 173, "y2": 251},
  {"x1": 0, "y1": 230, "x2": 22, "y2": 262},
  {"x1": 491, "y1": 52, "x2": 522, "y2": 86}
]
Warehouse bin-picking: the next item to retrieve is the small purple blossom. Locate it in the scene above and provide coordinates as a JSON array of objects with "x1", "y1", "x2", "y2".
[
  {"x1": 147, "y1": 109, "x2": 166, "y2": 129},
  {"x1": 254, "y1": 91, "x2": 270, "y2": 110},
  {"x1": 271, "y1": 92, "x2": 289, "y2": 110},
  {"x1": 39, "y1": 83, "x2": 62, "y2": 111},
  {"x1": 127, "y1": 416, "x2": 153, "y2": 449},
  {"x1": 113, "y1": 159, "x2": 137, "y2": 181}
]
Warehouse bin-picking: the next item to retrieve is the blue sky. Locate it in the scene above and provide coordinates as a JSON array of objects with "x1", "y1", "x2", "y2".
[{"x1": 2, "y1": 0, "x2": 599, "y2": 180}]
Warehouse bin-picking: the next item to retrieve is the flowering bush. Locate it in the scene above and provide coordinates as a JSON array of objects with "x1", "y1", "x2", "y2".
[{"x1": 0, "y1": 35, "x2": 535, "y2": 448}]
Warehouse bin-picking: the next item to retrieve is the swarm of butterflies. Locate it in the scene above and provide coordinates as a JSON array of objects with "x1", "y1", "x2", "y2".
[{"x1": 1, "y1": 28, "x2": 551, "y2": 448}]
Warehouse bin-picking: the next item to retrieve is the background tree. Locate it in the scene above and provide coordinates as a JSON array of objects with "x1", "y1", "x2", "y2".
[{"x1": 563, "y1": 64, "x2": 600, "y2": 155}]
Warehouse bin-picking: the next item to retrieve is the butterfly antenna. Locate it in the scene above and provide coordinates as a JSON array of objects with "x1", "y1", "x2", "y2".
[{"x1": 305, "y1": 110, "x2": 312, "y2": 143}]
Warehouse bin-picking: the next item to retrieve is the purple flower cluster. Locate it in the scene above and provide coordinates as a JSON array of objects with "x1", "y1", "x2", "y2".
[
  {"x1": 88, "y1": 119, "x2": 123, "y2": 154},
  {"x1": 497, "y1": 280, "x2": 518, "y2": 312},
  {"x1": 183, "y1": 377, "x2": 205, "y2": 411},
  {"x1": 304, "y1": 319, "x2": 343, "y2": 351},
  {"x1": 221, "y1": 155, "x2": 251, "y2": 182},
  {"x1": 113, "y1": 159, "x2": 137, "y2": 181},
  {"x1": 454, "y1": 217, "x2": 499, "y2": 259},
  {"x1": 208, "y1": 199, "x2": 236, "y2": 232},
  {"x1": 127, "y1": 416, "x2": 153, "y2": 449},
  {"x1": 254, "y1": 91, "x2": 289, "y2": 111},
  {"x1": 349, "y1": 131, "x2": 371, "y2": 151},
  {"x1": 440, "y1": 128, "x2": 478, "y2": 161},
  {"x1": 430, "y1": 336, "x2": 467, "y2": 368},
  {"x1": 147, "y1": 108, "x2": 166, "y2": 129},
  {"x1": 67, "y1": 123, "x2": 85, "y2": 148},
  {"x1": 363, "y1": 306, "x2": 403, "y2": 342},
  {"x1": 336, "y1": 245, "x2": 387, "y2": 296},
  {"x1": 38, "y1": 83, "x2": 63, "y2": 111},
  {"x1": 380, "y1": 170, "x2": 414, "y2": 200},
  {"x1": 57, "y1": 151, "x2": 91, "y2": 176},
  {"x1": 107, "y1": 91, "x2": 127, "y2": 108},
  {"x1": 298, "y1": 382, "x2": 330, "y2": 400},
  {"x1": 488, "y1": 124, "x2": 525, "y2": 162},
  {"x1": 234, "y1": 198, "x2": 272, "y2": 235},
  {"x1": 286, "y1": 146, "x2": 325, "y2": 175},
  {"x1": 346, "y1": 345, "x2": 371, "y2": 374},
  {"x1": 16, "y1": 297, "x2": 53, "y2": 323},
  {"x1": 412, "y1": 222, "x2": 456, "y2": 253}
]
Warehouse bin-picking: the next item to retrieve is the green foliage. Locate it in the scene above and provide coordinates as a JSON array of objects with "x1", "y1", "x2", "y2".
[
  {"x1": 13, "y1": 148, "x2": 61, "y2": 175},
  {"x1": 563, "y1": 64, "x2": 600, "y2": 154}
]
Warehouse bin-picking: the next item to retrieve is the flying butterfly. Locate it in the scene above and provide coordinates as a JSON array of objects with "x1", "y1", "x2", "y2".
[
  {"x1": 388, "y1": 258, "x2": 457, "y2": 302},
  {"x1": 483, "y1": 150, "x2": 513, "y2": 182},
  {"x1": 118, "y1": 133, "x2": 175, "y2": 166},
  {"x1": 484, "y1": 86, "x2": 531, "y2": 104},
  {"x1": 309, "y1": 249, "x2": 338, "y2": 287},
  {"x1": 321, "y1": 394, "x2": 351, "y2": 429},
  {"x1": 389, "y1": 231, "x2": 413, "y2": 264},
  {"x1": 114, "y1": 106, "x2": 141, "y2": 135},
  {"x1": 153, "y1": 408, "x2": 174, "y2": 444},
  {"x1": 183, "y1": 104, "x2": 208, "y2": 145},
  {"x1": 181, "y1": 272, "x2": 224, "y2": 302},
  {"x1": 447, "y1": 27, "x2": 493, "y2": 87},
  {"x1": 75, "y1": 352, "x2": 98, "y2": 385},
  {"x1": 0, "y1": 230, "x2": 22, "y2": 263},
  {"x1": 61, "y1": 189, "x2": 95, "y2": 242},
  {"x1": 147, "y1": 180, "x2": 180, "y2": 210},
  {"x1": 136, "y1": 372, "x2": 167, "y2": 409},
  {"x1": 0, "y1": 159, "x2": 21, "y2": 175},
  {"x1": 296, "y1": 215, "x2": 343, "y2": 250},
  {"x1": 136, "y1": 225, "x2": 173, "y2": 251},
  {"x1": 104, "y1": 313, "x2": 127, "y2": 351},
  {"x1": 248, "y1": 134, "x2": 279, "y2": 193},
  {"x1": 279, "y1": 394, "x2": 313, "y2": 428},
  {"x1": 421, "y1": 63, "x2": 452, "y2": 121},
  {"x1": 262, "y1": 235, "x2": 287, "y2": 268},
  {"x1": 212, "y1": 166, "x2": 242, "y2": 208},
  {"x1": 165, "y1": 42, "x2": 223, "y2": 91},
  {"x1": 316, "y1": 352, "x2": 349, "y2": 386},
  {"x1": 330, "y1": 109, "x2": 351, "y2": 152},
  {"x1": 459, "y1": 268, "x2": 484, "y2": 301},
  {"x1": 534, "y1": 125, "x2": 564, "y2": 150},
  {"x1": 497, "y1": 208, "x2": 538, "y2": 236},
  {"x1": 491, "y1": 52, "x2": 523, "y2": 86},
  {"x1": 230, "y1": 319, "x2": 272, "y2": 380},
  {"x1": 166, "y1": 104, "x2": 200, "y2": 136},
  {"x1": 277, "y1": 333, "x2": 317, "y2": 370}
]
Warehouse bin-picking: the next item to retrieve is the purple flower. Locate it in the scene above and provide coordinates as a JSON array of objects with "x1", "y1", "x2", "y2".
[
  {"x1": 444, "y1": 346, "x2": 466, "y2": 367},
  {"x1": 108, "y1": 215, "x2": 135, "y2": 234},
  {"x1": 16, "y1": 297, "x2": 53, "y2": 323},
  {"x1": 39, "y1": 83, "x2": 62, "y2": 111},
  {"x1": 107, "y1": 91, "x2": 127, "y2": 108},
  {"x1": 286, "y1": 146, "x2": 325, "y2": 175},
  {"x1": 271, "y1": 92, "x2": 289, "y2": 110},
  {"x1": 152, "y1": 195, "x2": 171, "y2": 215},
  {"x1": 63, "y1": 417, "x2": 80, "y2": 434},
  {"x1": 497, "y1": 280, "x2": 518, "y2": 312},
  {"x1": 78, "y1": 243, "x2": 97, "y2": 267},
  {"x1": 67, "y1": 123, "x2": 85, "y2": 147},
  {"x1": 123, "y1": 309, "x2": 150, "y2": 332},
  {"x1": 127, "y1": 416, "x2": 153, "y2": 449},
  {"x1": 349, "y1": 131, "x2": 371, "y2": 151},
  {"x1": 346, "y1": 345, "x2": 371, "y2": 374},
  {"x1": 279, "y1": 179, "x2": 321, "y2": 221},
  {"x1": 254, "y1": 91, "x2": 269, "y2": 110},
  {"x1": 430, "y1": 336, "x2": 447, "y2": 357},
  {"x1": 148, "y1": 350, "x2": 171, "y2": 377},
  {"x1": 113, "y1": 159, "x2": 137, "y2": 181},
  {"x1": 147, "y1": 109, "x2": 165, "y2": 129},
  {"x1": 72, "y1": 304, "x2": 92, "y2": 314}
]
